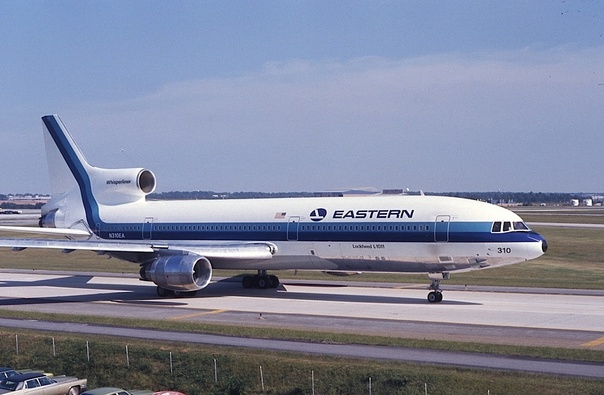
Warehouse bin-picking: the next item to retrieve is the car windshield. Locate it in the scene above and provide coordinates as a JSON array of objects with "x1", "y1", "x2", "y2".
[{"x1": 0, "y1": 379, "x2": 19, "y2": 391}]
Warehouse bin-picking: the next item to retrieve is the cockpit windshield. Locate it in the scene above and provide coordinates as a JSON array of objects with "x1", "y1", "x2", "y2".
[{"x1": 491, "y1": 221, "x2": 530, "y2": 233}]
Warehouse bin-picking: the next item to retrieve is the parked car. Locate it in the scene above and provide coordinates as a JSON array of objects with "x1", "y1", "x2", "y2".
[
  {"x1": 0, "y1": 369, "x2": 18, "y2": 381},
  {"x1": 81, "y1": 388, "x2": 184, "y2": 395},
  {"x1": 0, "y1": 372, "x2": 86, "y2": 395},
  {"x1": 81, "y1": 388, "x2": 152, "y2": 395}
]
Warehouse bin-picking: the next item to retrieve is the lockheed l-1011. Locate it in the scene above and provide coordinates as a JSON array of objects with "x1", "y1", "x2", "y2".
[{"x1": 0, "y1": 115, "x2": 547, "y2": 303}]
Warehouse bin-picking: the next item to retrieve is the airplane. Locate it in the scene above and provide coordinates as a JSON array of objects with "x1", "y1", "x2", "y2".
[{"x1": 0, "y1": 115, "x2": 548, "y2": 303}]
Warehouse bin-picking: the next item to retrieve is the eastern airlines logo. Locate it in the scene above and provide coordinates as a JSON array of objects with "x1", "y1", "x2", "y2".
[
  {"x1": 310, "y1": 208, "x2": 327, "y2": 222},
  {"x1": 310, "y1": 208, "x2": 414, "y2": 222}
]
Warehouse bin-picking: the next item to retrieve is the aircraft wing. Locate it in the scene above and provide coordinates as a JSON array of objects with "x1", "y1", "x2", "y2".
[
  {"x1": 0, "y1": 237, "x2": 275, "y2": 260},
  {"x1": 0, "y1": 238, "x2": 155, "y2": 253},
  {"x1": 0, "y1": 225, "x2": 92, "y2": 237}
]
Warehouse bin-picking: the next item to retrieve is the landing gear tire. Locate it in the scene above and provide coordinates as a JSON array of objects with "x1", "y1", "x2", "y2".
[
  {"x1": 157, "y1": 287, "x2": 197, "y2": 298},
  {"x1": 256, "y1": 275, "x2": 271, "y2": 289},
  {"x1": 268, "y1": 275, "x2": 280, "y2": 288},
  {"x1": 241, "y1": 273, "x2": 280, "y2": 289},
  {"x1": 177, "y1": 290, "x2": 198, "y2": 298},
  {"x1": 242, "y1": 275, "x2": 255, "y2": 289},
  {"x1": 427, "y1": 291, "x2": 443, "y2": 303}
]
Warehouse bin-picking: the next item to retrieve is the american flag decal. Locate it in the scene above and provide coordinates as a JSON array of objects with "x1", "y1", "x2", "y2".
[{"x1": 274, "y1": 212, "x2": 286, "y2": 219}]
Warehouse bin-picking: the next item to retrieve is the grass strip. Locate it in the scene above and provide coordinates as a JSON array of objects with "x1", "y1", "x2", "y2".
[
  {"x1": 0, "y1": 308, "x2": 602, "y2": 364},
  {"x1": 1, "y1": 328, "x2": 603, "y2": 395}
]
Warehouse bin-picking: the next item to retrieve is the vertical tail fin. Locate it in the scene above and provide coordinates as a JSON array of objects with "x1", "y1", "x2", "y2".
[
  {"x1": 42, "y1": 115, "x2": 93, "y2": 197},
  {"x1": 40, "y1": 115, "x2": 156, "y2": 231}
]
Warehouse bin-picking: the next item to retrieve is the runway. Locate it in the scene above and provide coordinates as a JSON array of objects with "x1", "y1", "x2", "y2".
[{"x1": 0, "y1": 270, "x2": 602, "y2": 353}]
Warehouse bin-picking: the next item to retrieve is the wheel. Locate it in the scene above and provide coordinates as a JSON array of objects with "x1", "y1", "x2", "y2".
[
  {"x1": 175, "y1": 290, "x2": 198, "y2": 298},
  {"x1": 67, "y1": 386, "x2": 80, "y2": 395},
  {"x1": 256, "y1": 275, "x2": 271, "y2": 289},
  {"x1": 269, "y1": 275, "x2": 280, "y2": 288},
  {"x1": 156, "y1": 286, "x2": 171, "y2": 297},
  {"x1": 436, "y1": 292, "x2": 443, "y2": 302},
  {"x1": 242, "y1": 275, "x2": 254, "y2": 289},
  {"x1": 427, "y1": 291, "x2": 439, "y2": 303}
]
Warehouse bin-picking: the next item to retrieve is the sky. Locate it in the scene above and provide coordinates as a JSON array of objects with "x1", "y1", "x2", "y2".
[{"x1": 1, "y1": 1, "x2": 603, "y2": 194}]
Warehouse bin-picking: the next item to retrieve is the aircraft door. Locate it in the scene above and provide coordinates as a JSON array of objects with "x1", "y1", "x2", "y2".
[
  {"x1": 434, "y1": 215, "x2": 450, "y2": 242},
  {"x1": 287, "y1": 216, "x2": 300, "y2": 241},
  {"x1": 143, "y1": 217, "x2": 153, "y2": 240}
]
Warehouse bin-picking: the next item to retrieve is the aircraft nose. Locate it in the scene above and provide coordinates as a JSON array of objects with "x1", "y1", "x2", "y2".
[{"x1": 541, "y1": 238, "x2": 548, "y2": 253}]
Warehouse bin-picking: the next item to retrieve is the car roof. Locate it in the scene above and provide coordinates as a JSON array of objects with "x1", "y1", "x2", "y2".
[{"x1": 2, "y1": 372, "x2": 44, "y2": 381}]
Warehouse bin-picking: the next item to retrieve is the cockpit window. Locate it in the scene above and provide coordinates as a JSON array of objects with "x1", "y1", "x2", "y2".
[
  {"x1": 492, "y1": 221, "x2": 530, "y2": 233},
  {"x1": 491, "y1": 222, "x2": 502, "y2": 232}
]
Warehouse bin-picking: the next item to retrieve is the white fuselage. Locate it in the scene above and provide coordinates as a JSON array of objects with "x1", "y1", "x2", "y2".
[{"x1": 44, "y1": 192, "x2": 546, "y2": 274}]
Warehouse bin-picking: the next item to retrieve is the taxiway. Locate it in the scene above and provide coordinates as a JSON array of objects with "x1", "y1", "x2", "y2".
[{"x1": 0, "y1": 270, "x2": 602, "y2": 351}]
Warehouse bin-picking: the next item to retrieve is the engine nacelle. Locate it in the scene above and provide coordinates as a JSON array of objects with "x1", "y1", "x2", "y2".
[
  {"x1": 143, "y1": 254, "x2": 212, "y2": 292},
  {"x1": 90, "y1": 167, "x2": 156, "y2": 205}
]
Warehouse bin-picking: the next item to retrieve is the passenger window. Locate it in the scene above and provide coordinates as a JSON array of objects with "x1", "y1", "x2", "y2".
[
  {"x1": 26, "y1": 380, "x2": 40, "y2": 388},
  {"x1": 491, "y1": 222, "x2": 502, "y2": 233},
  {"x1": 503, "y1": 222, "x2": 512, "y2": 232},
  {"x1": 38, "y1": 377, "x2": 53, "y2": 386}
]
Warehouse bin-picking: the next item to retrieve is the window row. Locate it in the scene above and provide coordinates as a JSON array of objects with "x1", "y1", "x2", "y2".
[
  {"x1": 104, "y1": 224, "x2": 286, "y2": 232},
  {"x1": 104, "y1": 223, "x2": 432, "y2": 233},
  {"x1": 299, "y1": 224, "x2": 430, "y2": 232}
]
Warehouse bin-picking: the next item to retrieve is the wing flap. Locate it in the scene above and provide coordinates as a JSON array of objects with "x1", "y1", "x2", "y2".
[
  {"x1": 0, "y1": 225, "x2": 92, "y2": 237},
  {"x1": 0, "y1": 238, "x2": 154, "y2": 253},
  {"x1": 171, "y1": 242, "x2": 276, "y2": 260},
  {"x1": 0, "y1": 238, "x2": 276, "y2": 261}
]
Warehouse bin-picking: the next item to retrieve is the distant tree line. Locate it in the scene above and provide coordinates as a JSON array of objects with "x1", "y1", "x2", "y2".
[
  {"x1": 147, "y1": 191, "x2": 321, "y2": 200},
  {"x1": 0, "y1": 191, "x2": 597, "y2": 209},
  {"x1": 436, "y1": 191, "x2": 585, "y2": 205},
  {"x1": 149, "y1": 190, "x2": 590, "y2": 205}
]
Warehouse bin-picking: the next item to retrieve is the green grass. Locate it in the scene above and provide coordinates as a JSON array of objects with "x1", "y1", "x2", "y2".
[
  {"x1": 1, "y1": 308, "x2": 602, "y2": 364},
  {"x1": 1, "y1": 330, "x2": 603, "y2": 395}
]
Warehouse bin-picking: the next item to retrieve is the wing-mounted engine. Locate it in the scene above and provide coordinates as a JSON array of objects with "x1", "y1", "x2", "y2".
[
  {"x1": 90, "y1": 167, "x2": 156, "y2": 205},
  {"x1": 142, "y1": 254, "x2": 213, "y2": 294}
]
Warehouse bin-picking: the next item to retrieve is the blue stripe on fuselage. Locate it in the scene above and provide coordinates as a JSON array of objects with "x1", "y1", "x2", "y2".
[{"x1": 100, "y1": 219, "x2": 541, "y2": 244}]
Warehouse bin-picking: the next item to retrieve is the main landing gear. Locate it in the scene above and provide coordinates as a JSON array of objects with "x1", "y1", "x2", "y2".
[
  {"x1": 427, "y1": 272, "x2": 450, "y2": 303},
  {"x1": 242, "y1": 270, "x2": 280, "y2": 289}
]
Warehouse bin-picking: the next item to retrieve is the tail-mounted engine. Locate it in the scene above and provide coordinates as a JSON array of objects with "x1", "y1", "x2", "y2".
[
  {"x1": 90, "y1": 167, "x2": 156, "y2": 205},
  {"x1": 142, "y1": 254, "x2": 212, "y2": 292}
]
